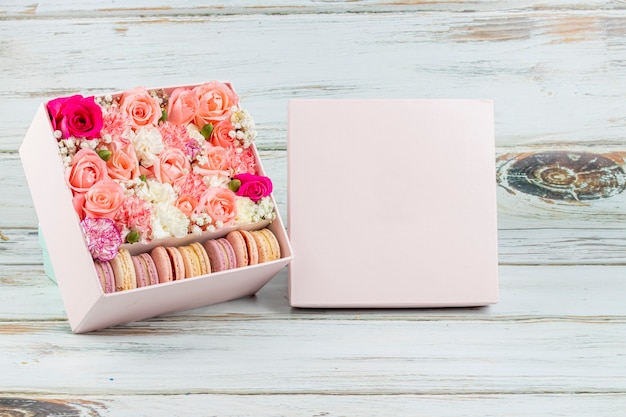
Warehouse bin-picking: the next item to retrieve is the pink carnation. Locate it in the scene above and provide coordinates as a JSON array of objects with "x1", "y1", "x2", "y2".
[
  {"x1": 159, "y1": 121, "x2": 201, "y2": 159},
  {"x1": 114, "y1": 194, "x2": 153, "y2": 242},
  {"x1": 100, "y1": 108, "x2": 131, "y2": 150},
  {"x1": 229, "y1": 147, "x2": 256, "y2": 175},
  {"x1": 174, "y1": 172, "x2": 208, "y2": 201},
  {"x1": 80, "y1": 217, "x2": 122, "y2": 262}
]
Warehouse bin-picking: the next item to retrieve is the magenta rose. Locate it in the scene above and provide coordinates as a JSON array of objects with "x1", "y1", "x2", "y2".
[
  {"x1": 233, "y1": 173, "x2": 273, "y2": 203},
  {"x1": 47, "y1": 95, "x2": 103, "y2": 139}
]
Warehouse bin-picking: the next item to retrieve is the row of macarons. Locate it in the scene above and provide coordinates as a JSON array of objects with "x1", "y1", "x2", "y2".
[{"x1": 94, "y1": 228, "x2": 281, "y2": 293}]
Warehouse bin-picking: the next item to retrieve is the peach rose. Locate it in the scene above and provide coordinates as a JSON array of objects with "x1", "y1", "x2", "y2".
[
  {"x1": 106, "y1": 145, "x2": 140, "y2": 181},
  {"x1": 167, "y1": 87, "x2": 199, "y2": 126},
  {"x1": 196, "y1": 187, "x2": 237, "y2": 225},
  {"x1": 195, "y1": 145, "x2": 230, "y2": 177},
  {"x1": 209, "y1": 120, "x2": 236, "y2": 148},
  {"x1": 72, "y1": 192, "x2": 87, "y2": 220},
  {"x1": 175, "y1": 195, "x2": 198, "y2": 218},
  {"x1": 66, "y1": 148, "x2": 109, "y2": 194},
  {"x1": 119, "y1": 87, "x2": 162, "y2": 128},
  {"x1": 82, "y1": 179, "x2": 125, "y2": 220},
  {"x1": 193, "y1": 81, "x2": 238, "y2": 127},
  {"x1": 150, "y1": 148, "x2": 190, "y2": 185}
]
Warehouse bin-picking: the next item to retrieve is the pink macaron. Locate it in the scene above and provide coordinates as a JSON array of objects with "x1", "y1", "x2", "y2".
[
  {"x1": 225, "y1": 230, "x2": 258, "y2": 268},
  {"x1": 150, "y1": 246, "x2": 185, "y2": 283},
  {"x1": 204, "y1": 238, "x2": 237, "y2": 272},
  {"x1": 94, "y1": 260, "x2": 115, "y2": 294},
  {"x1": 132, "y1": 252, "x2": 159, "y2": 288}
]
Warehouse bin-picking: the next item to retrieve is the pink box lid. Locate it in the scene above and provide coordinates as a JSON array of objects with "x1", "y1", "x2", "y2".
[{"x1": 287, "y1": 99, "x2": 498, "y2": 307}]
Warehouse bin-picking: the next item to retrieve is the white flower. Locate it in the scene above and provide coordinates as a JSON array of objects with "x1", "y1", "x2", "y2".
[
  {"x1": 235, "y1": 196, "x2": 276, "y2": 224},
  {"x1": 131, "y1": 126, "x2": 164, "y2": 167},
  {"x1": 136, "y1": 179, "x2": 177, "y2": 205},
  {"x1": 203, "y1": 173, "x2": 230, "y2": 188},
  {"x1": 257, "y1": 196, "x2": 277, "y2": 221},
  {"x1": 151, "y1": 204, "x2": 189, "y2": 239},
  {"x1": 235, "y1": 197, "x2": 256, "y2": 224},
  {"x1": 186, "y1": 124, "x2": 205, "y2": 144},
  {"x1": 230, "y1": 108, "x2": 257, "y2": 148}
]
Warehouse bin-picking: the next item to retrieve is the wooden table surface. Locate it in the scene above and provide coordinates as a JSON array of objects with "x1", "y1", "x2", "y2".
[{"x1": 2, "y1": 1, "x2": 626, "y2": 415}]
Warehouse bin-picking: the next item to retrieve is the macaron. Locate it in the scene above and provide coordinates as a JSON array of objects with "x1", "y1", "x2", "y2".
[
  {"x1": 132, "y1": 252, "x2": 159, "y2": 288},
  {"x1": 94, "y1": 260, "x2": 115, "y2": 294},
  {"x1": 179, "y1": 245, "x2": 201, "y2": 278},
  {"x1": 109, "y1": 248, "x2": 137, "y2": 291},
  {"x1": 204, "y1": 238, "x2": 236, "y2": 272},
  {"x1": 252, "y1": 228, "x2": 281, "y2": 263},
  {"x1": 189, "y1": 242, "x2": 211, "y2": 276},
  {"x1": 151, "y1": 246, "x2": 185, "y2": 283},
  {"x1": 226, "y1": 229, "x2": 258, "y2": 268},
  {"x1": 259, "y1": 228, "x2": 281, "y2": 261}
]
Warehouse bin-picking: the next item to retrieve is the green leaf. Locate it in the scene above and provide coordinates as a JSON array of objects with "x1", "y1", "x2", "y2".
[
  {"x1": 97, "y1": 149, "x2": 112, "y2": 162},
  {"x1": 200, "y1": 123, "x2": 214, "y2": 139},
  {"x1": 228, "y1": 179, "x2": 241, "y2": 192},
  {"x1": 160, "y1": 109, "x2": 167, "y2": 123},
  {"x1": 126, "y1": 230, "x2": 140, "y2": 244}
]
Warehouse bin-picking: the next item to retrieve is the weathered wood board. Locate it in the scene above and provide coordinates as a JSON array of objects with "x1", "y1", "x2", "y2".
[{"x1": 1, "y1": 2, "x2": 626, "y2": 416}]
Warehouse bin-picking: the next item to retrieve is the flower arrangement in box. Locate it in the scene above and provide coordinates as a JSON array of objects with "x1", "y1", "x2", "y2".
[{"x1": 47, "y1": 81, "x2": 276, "y2": 263}]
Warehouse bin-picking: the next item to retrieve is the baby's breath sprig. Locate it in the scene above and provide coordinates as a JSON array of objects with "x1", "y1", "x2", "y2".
[{"x1": 229, "y1": 107, "x2": 257, "y2": 148}]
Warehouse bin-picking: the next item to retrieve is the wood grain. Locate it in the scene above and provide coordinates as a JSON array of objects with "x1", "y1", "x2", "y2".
[
  {"x1": 1, "y1": 2, "x2": 626, "y2": 415},
  {"x1": 1, "y1": 393, "x2": 625, "y2": 417}
]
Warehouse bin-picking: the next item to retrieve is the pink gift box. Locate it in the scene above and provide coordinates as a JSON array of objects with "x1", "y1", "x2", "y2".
[
  {"x1": 287, "y1": 99, "x2": 498, "y2": 307},
  {"x1": 20, "y1": 84, "x2": 292, "y2": 333}
]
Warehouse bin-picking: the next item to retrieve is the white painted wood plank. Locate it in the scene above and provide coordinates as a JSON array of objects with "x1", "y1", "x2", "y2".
[
  {"x1": 0, "y1": 393, "x2": 625, "y2": 417},
  {"x1": 3, "y1": 11, "x2": 626, "y2": 151},
  {"x1": 4, "y1": 0, "x2": 626, "y2": 18},
  {"x1": 0, "y1": 393, "x2": 626, "y2": 417},
  {"x1": 2, "y1": 266, "x2": 626, "y2": 321},
  {"x1": 0, "y1": 314, "x2": 625, "y2": 395}
]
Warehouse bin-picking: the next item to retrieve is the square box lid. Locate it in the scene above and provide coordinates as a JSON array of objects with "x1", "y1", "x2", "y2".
[{"x1": 288, "y1": 99, "x2": 498, "y2": 307}]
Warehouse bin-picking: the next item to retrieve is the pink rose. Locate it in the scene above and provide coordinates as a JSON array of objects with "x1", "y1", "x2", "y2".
[
  {"x1": 167, "y1": 87, "x2": 199, "y2": 125},
  {"x1": 193, "y1": 81, "x2": 239, "y2": 127},
  {"x1": 196, "y1": 187, "x2": 237, "y2": 225},
  {"x1": 195, "y1": 145, "x2": 230, "y2": 177},
  {"x1": 82, "y1": 179, "x2": 125, "y2": 220},
  {"x1": 234, "y1": 173, "x2": 273, "y2": 202},
  {"x1": 47, "y1": 95, "x2": 103, "y2": 139},
  {"x1": 66, "y1": 148, "x2": 109, "y2": 194},
  {"x1": 106, "y1": 145, "x2": 140, "y2": 181},
  {"x1": 150, "y1": 148, "x2": 190, "y2": 185},
  {"x1": 119, "y1": 87, "x2": 162, "y2": 128},
  {"x1": 175, "y1": 195, "x2": 198, "y2": 218},
  {"x1": 209, "y1": 120, "x2": 236, "y2": 148}
]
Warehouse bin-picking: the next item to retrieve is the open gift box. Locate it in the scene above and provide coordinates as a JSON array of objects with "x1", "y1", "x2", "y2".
[
  {"x1": 20, "y1": 82, "x2": 292, "y2": 333},
  {"x1": 287, "y1": 99, "x2": 498, "y2": 307}
]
